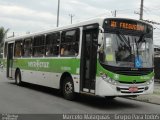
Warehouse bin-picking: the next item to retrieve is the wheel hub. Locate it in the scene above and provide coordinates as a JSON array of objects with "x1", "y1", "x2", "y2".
[{"x1": 65, "y1": 82, "x2": 73, "y2": 94}]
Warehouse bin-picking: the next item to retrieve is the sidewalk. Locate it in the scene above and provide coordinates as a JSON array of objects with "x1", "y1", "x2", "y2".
[{"x1": 129, "y1": 81, "x2": 160, "y2": 105}]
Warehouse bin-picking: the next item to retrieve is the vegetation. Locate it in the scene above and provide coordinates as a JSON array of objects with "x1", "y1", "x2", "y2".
[{"x1": 0, "y1": 27, "x2": 9, "y2": 58}]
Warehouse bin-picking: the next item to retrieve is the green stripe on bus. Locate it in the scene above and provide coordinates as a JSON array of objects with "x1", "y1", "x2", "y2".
[
  {"x1": 2, "y1": 58, "x2": 154, "y2": 83},
  {"x1": 12, "y1": 58, "x2": 80, "y2": 74}
]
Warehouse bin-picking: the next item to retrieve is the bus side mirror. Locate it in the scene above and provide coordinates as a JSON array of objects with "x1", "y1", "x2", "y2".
[
  {"x1": 98, "y1": 33, "x2": 103, "y2": 46},
  {"x1": 98, "y1": 26, "x2": 104, "y2": 45}
]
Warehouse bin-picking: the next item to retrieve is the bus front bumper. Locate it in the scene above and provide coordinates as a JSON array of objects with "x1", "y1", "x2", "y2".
[{"x1": 95, "y1": 77, "x2": 154, "y2": 97}]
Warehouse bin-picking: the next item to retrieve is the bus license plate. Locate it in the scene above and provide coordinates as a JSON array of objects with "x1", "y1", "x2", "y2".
[{"x1": 129, "y1": 86, "x2": 138, "y2": 93}]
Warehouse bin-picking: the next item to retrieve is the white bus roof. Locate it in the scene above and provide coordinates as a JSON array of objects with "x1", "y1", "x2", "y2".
[{"x1": 5, "y1": 17, "x2": 152, "y2": 42}]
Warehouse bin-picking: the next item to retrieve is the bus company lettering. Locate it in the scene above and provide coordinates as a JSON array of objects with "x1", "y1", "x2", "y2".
[{"x1": 28, "y1": 60, "x2": 49, "y2": 68}]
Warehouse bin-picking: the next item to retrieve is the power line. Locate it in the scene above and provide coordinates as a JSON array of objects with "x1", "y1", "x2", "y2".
[
  {"x1": 144, "y1": 5, "x2": 160, "y2": 11},
  {"x1": 154, "y1": 25, "x2": 160, "y2": 30},
  {"x1": 111, "y1": 8, "x2": 138, "y2": 17},
  {"x1": 143, "y1": 20, "x2": 160, "y2": 25},
  {"x1": 143, "y1": 6, "x2": 160, "y2": 15}
]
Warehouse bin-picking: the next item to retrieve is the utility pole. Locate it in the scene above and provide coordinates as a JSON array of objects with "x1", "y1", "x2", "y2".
[
  {"x1": 134, "y1": 0, "x2": 144, "y2": 20},
  {"x1": 57, "y1": 0, "x2": 60, "y2": 27},
  {"x1": 114, "y1": 10, "x2": 117, "y2": 17},
  {"x1": 140, "y1": 0, "x2": 144, "y2": 20},
  {"x1": 69, "y1": 14, "x2": 75, "y2": 24},
  {"x1": 111, "y1": 10, "x2": 117, "y2": 17}
]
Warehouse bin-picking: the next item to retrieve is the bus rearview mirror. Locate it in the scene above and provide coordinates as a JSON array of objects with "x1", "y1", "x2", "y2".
[
  {"x1": 98, "y1": 26, "x2": 104, "y2": 52},
  {"x1": 98, "y1": 26, "x2": 104, "y2": 45}
]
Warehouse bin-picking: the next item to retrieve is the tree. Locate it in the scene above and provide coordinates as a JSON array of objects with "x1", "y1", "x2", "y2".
[{"x1": 0, "y1": 27, "x2": 9, "y2": 58}]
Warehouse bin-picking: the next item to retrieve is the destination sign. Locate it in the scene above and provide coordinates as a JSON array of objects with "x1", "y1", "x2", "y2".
[
  {"x1": 103, "y1": 18, "x2": 153, "y2": 34},
  {"x1": 110, "y1": 20, "x2": 145, "y2": 31}
]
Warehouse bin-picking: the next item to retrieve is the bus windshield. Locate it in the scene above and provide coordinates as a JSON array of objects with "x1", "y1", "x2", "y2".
[{"x1": 99, "y1": 33, "x2": 153, "y2": 68}]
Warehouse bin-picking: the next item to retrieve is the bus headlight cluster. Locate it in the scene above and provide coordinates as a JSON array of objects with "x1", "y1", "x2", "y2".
[
  {"x1": 100, "y1": 73, "x2": 117, "y2": 85},
  {"x1": 107, "y1": 78, "x2": 117, "y2": 85},
  {"x1": 146, "y1": 77, "x2": 154, "y2": 85}
]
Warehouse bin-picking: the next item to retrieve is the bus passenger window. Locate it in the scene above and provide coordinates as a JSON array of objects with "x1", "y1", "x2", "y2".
[
  {"x1": 46, "y1": 33, "x2": 60, "y2": 57},
  {"x1": 15, "y1": 40, "x2": 23, "y2": 57},
  {"x1": 61, "y1": 45, "x2": 71, "y2": 56},
  {"x1": 61, "y1": 29, "x2": 80, "y2": 56},
  {"x1": 23, "y1": 39, "x2": 32, "y2": 57},
  {"x1": 33, "y1": 35, "x2": 45, "y2": 57}
]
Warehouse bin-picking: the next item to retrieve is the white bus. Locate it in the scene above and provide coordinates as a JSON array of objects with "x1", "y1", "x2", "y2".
[{"x1": 1, "y1": 17, "x2": 154, "y2": 100}]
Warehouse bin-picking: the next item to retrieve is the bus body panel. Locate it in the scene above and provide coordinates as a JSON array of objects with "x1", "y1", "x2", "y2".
[
  {"x1": 21, "y1": 70, "x2": 61, "y2": 89},
  {"x1": 19, "y1": 69, "x2": 80, "y2": 93}
]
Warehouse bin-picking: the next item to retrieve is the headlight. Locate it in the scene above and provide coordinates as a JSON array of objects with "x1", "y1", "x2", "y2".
[
  {"x1": 146, "y1": 77, "x2": 154, "y2": 85},
  {"x1": 108, "y1": 79, "x2": 117, "y2": 85},
  {"x1": 100, "y1": 73, "x2": 117, "y2": 85},
  {"x1": 100, "y1": 73, "x2": 107, "y2": 79}
]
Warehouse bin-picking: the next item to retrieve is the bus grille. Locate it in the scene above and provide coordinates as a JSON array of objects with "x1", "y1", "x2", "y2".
[
  {"x1": 117, "y1": 86, "x2": 148, "y2": 94},
  {"x1": 115, "y1": 70, "x2": 152, "y2": 76},
  {"x1": 118, "y1": 81, "x2": 146, "y2": 84}
]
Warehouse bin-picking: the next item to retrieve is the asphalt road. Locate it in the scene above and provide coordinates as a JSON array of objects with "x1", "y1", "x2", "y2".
[{"x1": 0, "y1": 70, "x2": 160, "y2": 114}]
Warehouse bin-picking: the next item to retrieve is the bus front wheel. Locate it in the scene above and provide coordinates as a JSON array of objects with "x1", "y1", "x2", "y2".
[
  {"x1": 63, "y1": 77, "x2": 75, "y2": 100},
  {"x1": 15, "y1": 70, "x2": 22, "y2": 85}
]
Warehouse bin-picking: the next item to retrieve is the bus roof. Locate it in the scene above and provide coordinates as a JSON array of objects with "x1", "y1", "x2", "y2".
[{"x1": 5, "y1": 17, "x2": 152, "y2": 42}]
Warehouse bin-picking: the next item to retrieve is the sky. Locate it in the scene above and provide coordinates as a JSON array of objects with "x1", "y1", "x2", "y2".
[{"x1": 0, "y1": 0, "x2": 160, "y2": 45}]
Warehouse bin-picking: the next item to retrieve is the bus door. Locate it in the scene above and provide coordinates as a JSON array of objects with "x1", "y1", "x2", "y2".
[
  {"x1": 80, "y1": 25, "x2": 98, "y2": 93},
  {"x1": 7, "y1": 43, "x2": 14, "y2": 78}
]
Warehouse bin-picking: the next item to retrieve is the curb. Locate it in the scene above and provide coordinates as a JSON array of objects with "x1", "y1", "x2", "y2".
[{"x1": 127, "y1": 95, "x2": 160, "y2": 105}]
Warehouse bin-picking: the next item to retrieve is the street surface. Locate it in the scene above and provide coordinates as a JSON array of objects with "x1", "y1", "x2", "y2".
[{"x1": 0, "y1": 70, "x2": 160, "y2": 114}]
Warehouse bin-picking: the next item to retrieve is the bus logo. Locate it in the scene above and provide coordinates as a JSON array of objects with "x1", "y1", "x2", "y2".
[{"x1": 28, "y1": 60, "x2": 49, "y2": 68}]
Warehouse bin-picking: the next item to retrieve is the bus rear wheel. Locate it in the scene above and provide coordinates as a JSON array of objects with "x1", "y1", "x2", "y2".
[
  {"x1": 15, "y1": 70, "x2": 22, "y2": 85},
  {"x1": 63, "y1": 77, "x2": 75, "y2": 100}
]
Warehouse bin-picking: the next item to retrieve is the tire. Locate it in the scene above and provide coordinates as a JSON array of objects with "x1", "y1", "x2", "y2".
[
  {"x1": 15, "y1": 70, "x2": 22, "y2": 85},
  {"x1": 63, "y1": 77, "x2": 75, "y2": 100}
]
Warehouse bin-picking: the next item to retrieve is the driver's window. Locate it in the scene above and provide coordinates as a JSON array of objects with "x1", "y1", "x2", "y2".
[
  {"x1": 104, "y1": 34, "x2": 115, "y2": 62},
  {"x1": 105, "y1": 38, "x2": 112, "y2": 53}
]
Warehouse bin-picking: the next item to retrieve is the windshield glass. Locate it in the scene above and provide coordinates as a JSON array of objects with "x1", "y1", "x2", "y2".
[{"x1": 99, "y1": 33, "x2": 153, "y2": 68}]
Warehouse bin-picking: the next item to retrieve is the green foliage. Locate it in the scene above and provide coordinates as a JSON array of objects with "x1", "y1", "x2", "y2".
[
  {"x1": 0, "y1": 27, "x2": 9, "y2": 45},
  {"x1": 0, "y1": 27, "x2": 9, "y2": 58}
]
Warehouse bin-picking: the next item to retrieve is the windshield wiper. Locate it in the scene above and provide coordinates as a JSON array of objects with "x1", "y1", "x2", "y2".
[
  {"x1": 137, "y1": 34, "x2": 146, "y2": 43},
  {"x1": 135, "y1": 33, "x2": 147, "y2": 56},
  {"x1": 117, "y1": 31, "x2": 131, "y2": 50}
]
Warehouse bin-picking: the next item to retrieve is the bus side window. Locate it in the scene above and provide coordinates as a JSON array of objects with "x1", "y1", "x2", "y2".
[
  {"x1": 61, "y1": 29, "x2": 80, "y2": 56},
  {"x1": 33, "y1": 35, "x2": 45, "y2": 57},
  {"x1": 14, "y1": 40, "x2": 23, "y2": 57},
  {"x1": 23, "y1": 38, "x2": 32, "y2": 57},
  {"x1": 46, "y1": 32, "x2": 60, "y2": 57}
]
